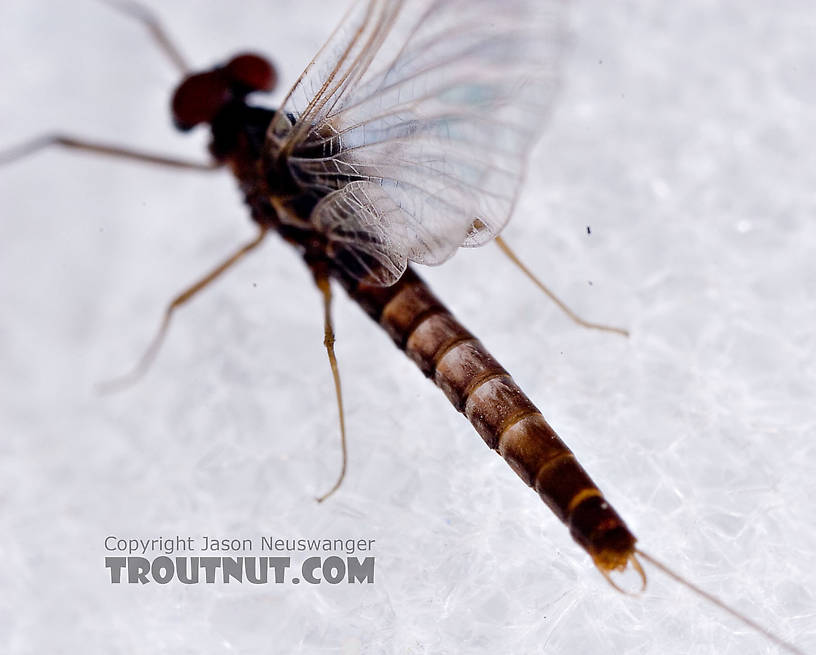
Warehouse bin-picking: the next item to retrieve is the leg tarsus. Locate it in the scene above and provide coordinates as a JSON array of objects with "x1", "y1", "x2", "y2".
[
  {"x1": 495, "y1": 236, "x2": 630, "y2": 338},
  {"x1": 97, "y1": 227, "x2": 268, "y2": 393},
  {"x1": 313, "y1": 269, "x2": 348, "y2": 503},
  {"x1": 0, "y1": 133, "x2": 221, "y2": 171}
]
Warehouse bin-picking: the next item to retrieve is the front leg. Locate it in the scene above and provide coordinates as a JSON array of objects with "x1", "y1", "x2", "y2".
[{"x1": 0, "y1": 134, "x2": 221, "y2": 171}]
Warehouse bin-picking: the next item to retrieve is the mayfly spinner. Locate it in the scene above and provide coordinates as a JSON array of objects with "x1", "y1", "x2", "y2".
[{"x1": 0, "y1": 1, "x2": 806, "y2": 653}]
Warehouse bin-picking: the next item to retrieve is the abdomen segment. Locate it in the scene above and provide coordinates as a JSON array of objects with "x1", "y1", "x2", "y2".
[{"x1": 338, "y1": 266, "x2": 636, "y2": 573}]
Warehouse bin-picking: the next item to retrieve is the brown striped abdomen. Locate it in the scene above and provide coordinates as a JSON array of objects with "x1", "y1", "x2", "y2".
[{"x1": 337, "y1": 266, "x2": 636, "y2": 573}]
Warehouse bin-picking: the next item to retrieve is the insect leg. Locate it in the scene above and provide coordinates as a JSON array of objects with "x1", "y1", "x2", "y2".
[
  {"x1": 0, "y1": 134, "x2": 220, "y2": 171},
  {"x1": 98, "y1": 227, "x2": 269, "y2": 393},
  {"x1": 312, "y1": 267, "x2": 348, "y2": 503},
  {"x1": 97, "y1": 0, "x2": 189, "y2": 74},
  {"x1": 494, "y1": 236, "x2": 629, "y2": 338}
]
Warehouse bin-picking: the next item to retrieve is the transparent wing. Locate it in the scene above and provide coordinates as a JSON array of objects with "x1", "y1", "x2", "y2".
[
  {"x1": 311, "y1": 181, "x2": 410, "y2": 285},
  {"x1": 269, "y1": 0, "x2": 569, "y2": 284},
  {"x1": 268, "y1": 0, "x2": 398, "y2": 155}
]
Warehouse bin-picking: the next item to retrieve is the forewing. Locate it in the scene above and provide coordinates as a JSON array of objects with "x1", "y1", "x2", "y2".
[
  {"x1": 270, "y1": 0, "x2": 568, "y2": 284},
  {"x1": 268, "y1": 0, "x2": 398, "y2": 150}
]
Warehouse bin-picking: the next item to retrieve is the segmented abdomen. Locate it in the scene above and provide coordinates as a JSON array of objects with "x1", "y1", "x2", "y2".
[{"x1": 338, "y1": 266, "x2": 636, "y2": 572}]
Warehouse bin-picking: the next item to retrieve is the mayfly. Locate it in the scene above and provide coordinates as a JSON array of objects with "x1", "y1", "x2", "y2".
[{"x1": 0, "y1": 0, "x2": 807, "y2": 652}]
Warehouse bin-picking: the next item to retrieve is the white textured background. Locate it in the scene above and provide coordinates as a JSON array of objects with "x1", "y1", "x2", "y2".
[{"x1": 1, "y1": 1, "x2": 815, "y2": 654}]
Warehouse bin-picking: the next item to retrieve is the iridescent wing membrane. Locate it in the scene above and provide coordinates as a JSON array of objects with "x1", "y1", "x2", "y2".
[{"x1": 267, "y1": 0, "x2": 568, "y2": 284}]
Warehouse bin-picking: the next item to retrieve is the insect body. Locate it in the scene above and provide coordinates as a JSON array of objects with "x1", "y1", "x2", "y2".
[
  {"x1": 1, "y1": 0, "x2": 809, "y2": 652},
  {"x1": 160, "y1": 0, "x2": 636, "y2": 576}
]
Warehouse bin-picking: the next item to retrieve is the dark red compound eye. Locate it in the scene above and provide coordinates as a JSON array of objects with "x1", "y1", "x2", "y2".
[
  {"x1": 225, "y1": 53, "x2": 277, "y2": 93},
  {"x1": 171, "y1": 71, "x2": 231, "y2": 131}
]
